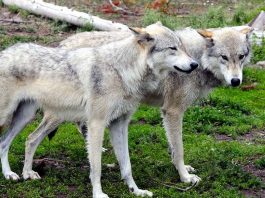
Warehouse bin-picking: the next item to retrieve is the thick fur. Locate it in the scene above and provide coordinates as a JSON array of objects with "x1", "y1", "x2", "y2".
[
  {"x1": 43, "y1": 27, "x2": 252, "y2": 184},
  {"x1": 0, "y1": 23, "x2": 197, "y2": 198}
]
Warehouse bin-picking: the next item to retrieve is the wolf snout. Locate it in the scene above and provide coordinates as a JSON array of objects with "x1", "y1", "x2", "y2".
[
  {"x1": 231, "y1": 78, "x2": 241, "y2": 87},
  {"x1": 190, "y1": 62, "x2": 199, "y2": 70}
]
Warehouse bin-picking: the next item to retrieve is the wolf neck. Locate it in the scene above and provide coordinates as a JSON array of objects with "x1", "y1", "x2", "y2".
[{"x1": 100, "y1": 36, "x2": 150, "y2": 95}]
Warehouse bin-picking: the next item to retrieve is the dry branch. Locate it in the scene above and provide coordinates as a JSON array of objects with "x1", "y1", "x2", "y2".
[{"x1": 2, "y1": 0, "x2": 129, "y2": 31}]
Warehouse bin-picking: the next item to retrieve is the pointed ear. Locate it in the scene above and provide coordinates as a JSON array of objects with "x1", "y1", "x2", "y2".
[
  {"x1": 240, "y1": 27, "x2": 253, "y2": 34},
  {"x1": 240, "y1": 26, "x2": 254, "y2": 40},
  {"x1": 129, "y1": 27, "x2": 142, "y2": 35},
  {"x1": 197, "y1": 30, "x2": 214, "y2": 48},
  {"x1": 129, "y1": 27, "x2": 154, "y2": 45},
  {"x1": 197, "y1": 29, "x2": 213, "y2": 38}
]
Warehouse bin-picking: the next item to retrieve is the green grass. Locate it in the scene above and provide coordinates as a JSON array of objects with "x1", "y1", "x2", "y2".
[
  {"x1": 1, "y1": 68, "x2": 265, "y2": 197},
  {"x1": 0, "y1": 1, "x2": 265, "y2": 197}
]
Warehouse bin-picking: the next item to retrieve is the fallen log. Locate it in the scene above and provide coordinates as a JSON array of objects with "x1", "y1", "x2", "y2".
[{"x1": 2, "y1": 0, "x2": 129, "y2": 31}]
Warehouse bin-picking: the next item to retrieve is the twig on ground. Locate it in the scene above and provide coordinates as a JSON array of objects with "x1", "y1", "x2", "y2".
[
  {"x1": 0, "y1": 19, "x2": 32, "y2": 23},
  {"x1": 152, "y1": 178, "x2": 197, "y2": 192}
]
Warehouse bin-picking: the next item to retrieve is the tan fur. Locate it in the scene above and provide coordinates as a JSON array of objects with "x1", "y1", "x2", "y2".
[
  {"x1": 197, "y1": 29, "x2": 213, "y2": 38},
  {"x1": 240, "y1": 27, "x2": 253, "y2": 34}
]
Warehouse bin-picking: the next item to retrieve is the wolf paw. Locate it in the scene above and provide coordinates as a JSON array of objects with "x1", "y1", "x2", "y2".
[
  {"x1": 185, "y1": 165, "x2": 196, "y2": 173},
  {"x1": 181, "y1": 174, "x2": 201, "y2": 185},
  {"x1": 23, "y1": 170, "x2": 41, "y2": 180},
  {"x1": 132, "y1": 189, "x2": 153, "y2": 197},
  {"x1": 93, "y1": 192, "x2": 109, "y2": 198},
  {"x1": 4, "y1": 171, "x2": 20, "y2": 181}
]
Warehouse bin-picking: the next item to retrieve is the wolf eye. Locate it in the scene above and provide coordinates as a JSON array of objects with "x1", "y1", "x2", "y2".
[
  {"x1": 221, "y1": 55, "x2": 228, "y2": 61},
  {"x1": 239, "y1": 54, "x2": 245, "y2": 60},
  {"x1": 169, "y1": 47, "x2": 177, "y2": 50}
]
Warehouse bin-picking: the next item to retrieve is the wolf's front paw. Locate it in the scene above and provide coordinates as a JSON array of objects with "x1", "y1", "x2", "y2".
[
  {"x1": 131, "y1": 188, "x2": 153, "y2": 197},
  {"x1": 4, "y1": 171, "x2": 20, "y2": 180},
  {"x1": 181, "y1": 174, "x2": 201, "y2": 185},
  {"x1": 23, "y1": 170, "x2": 41, "y2": 180},
  {"x1": 185, "y1": 165, "x2": 196, "y2": 173},
  {"x1": 93, "y1": 192, "x2": 109, "y2": 198}
]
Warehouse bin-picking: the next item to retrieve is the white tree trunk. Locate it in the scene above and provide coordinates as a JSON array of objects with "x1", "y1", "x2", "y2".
[{"x1": 2, "y1": 0, "x2": 129, "y2": 31}]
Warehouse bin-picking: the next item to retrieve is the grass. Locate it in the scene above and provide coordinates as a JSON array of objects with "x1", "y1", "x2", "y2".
[{"x1": 0, "y1": 1, "x2": 265, "y2": 197}]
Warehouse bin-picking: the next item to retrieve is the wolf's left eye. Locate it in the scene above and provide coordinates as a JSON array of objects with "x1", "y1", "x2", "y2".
[
  {"x1": 169, "y1": 47, "x2": 177, "y2": 51},
  {"x1": 239, "y1": 54, "x2": 245, "y2": 60}
]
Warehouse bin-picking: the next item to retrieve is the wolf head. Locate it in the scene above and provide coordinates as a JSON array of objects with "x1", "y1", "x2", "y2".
[
  {"x1": 129, "y1": 22, "x2": 198, "y2": 74},
  {"x1": 198, "y1": 27, "x2": 252, "y2": 87}
]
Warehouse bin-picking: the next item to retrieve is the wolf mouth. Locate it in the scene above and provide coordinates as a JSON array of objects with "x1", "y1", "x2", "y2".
[{"x1": 174, "y1": 66, "x2": 195, "y2": 74}]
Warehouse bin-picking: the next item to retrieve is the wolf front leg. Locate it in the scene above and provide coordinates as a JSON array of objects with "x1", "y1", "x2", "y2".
[
  {"x1": 161, "y1": 108, "x2": 201, "y2": 185},
  {"x1": 109, "y1": 114, "x2": 153, "y2": 197},
  {"x1": 23, "y1": 114, "x2": 61, "y2": 180},
  {"x1": 0, "y1": 101, "x2": 37, "y2": 180},
  {"x1": 86, "y1": 119, "x2": 108, "y2": 198}
]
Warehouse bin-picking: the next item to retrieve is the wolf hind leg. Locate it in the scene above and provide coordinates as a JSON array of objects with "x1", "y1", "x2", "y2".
[
  {"x1": 0, "y1": 101, "x2": 38, "y2": 180},
  {"x1": 23, "y1": 113, "x2": 61, "y2": 180},
  {"x1": 109, "y1": 114, "x2": 153, "y2": 197}
]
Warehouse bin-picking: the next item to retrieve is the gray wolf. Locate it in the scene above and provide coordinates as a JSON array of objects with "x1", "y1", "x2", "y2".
[
  {"x1": 22, "y1": 26, "x2": 252, "y2": 186},
  {"x1": 0, "y1": 23, "x2": 197, "y2": 198},
  {"x1": 60, "y1": 27, "x2": 252, "y2": 184}
]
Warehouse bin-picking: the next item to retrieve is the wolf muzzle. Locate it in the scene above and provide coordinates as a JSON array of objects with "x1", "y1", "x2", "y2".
[
  {"x1": 231, "y1": 78, "x2": 241, "y2": 87},
  {"x1": 174, "y1": 62, "x2": 199, "y2": 74}
]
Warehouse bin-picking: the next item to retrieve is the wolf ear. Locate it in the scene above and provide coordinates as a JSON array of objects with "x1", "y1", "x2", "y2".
[
  {"x1": 240, "y1": 27, "x2": 253, "y2": 34},
  {"x1": 240, "y1": 27, "x2": 253, "y2": 40},
  {"x1": 129, "y1": 27, "x2": 155, "y2": 45},
  {"x1": 197, "y1": 29, "x2": 213, "y2": 38},
  {"x1": 197, "y1": 29, "x2": 214, "y2": 48}
]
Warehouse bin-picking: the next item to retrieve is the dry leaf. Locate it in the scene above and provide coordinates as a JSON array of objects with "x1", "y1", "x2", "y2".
[{"x1": 150, "y1": 0, "x2": 169, "y2": 10}]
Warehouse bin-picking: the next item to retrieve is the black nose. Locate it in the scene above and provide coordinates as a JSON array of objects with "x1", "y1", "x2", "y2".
[
  {"x1": 190, "y1": 62, "x2": 199, "y2": 70},
  {"x1": 231, "y1": 78, "x2": 240, "y2": 87}
]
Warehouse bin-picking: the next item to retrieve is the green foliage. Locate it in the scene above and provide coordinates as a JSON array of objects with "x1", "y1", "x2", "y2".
[
  {"x1": 51, "y1": 20, "x2": 75, "y2": 33},
  {"x1": 232, "y1": 5, "x2": 250, "y2": 25},
  {"x1": 255, "y1": 157, "x2": 265, "y2": 169},
  {"x1": 52, "y1": 21, "x2": 94, "y2": 34},
  {"x1": 0, "y1": 35, "x2": 36, "y2": 50},
  {"x1": 77, "y1": 22, "x2": 94, "y2": 32},
  {"x1": 19, "y1": 9, "x2": 30, "y2": 18},
  {"x1": 231, "y1": 4, "x2": 265, "y2": 25},
  {"x1": 188, "y1": 7, "x2": 227, "y2": 28},
  {"x1": 251, "y1": 38, "x2": 265, "y2": 64},
  {"x1": 143, "y1": 9, "x2": 181, "y2": 29},
  {"x1": 8, "y1": 5, "x2": 19, "y2": 13}
]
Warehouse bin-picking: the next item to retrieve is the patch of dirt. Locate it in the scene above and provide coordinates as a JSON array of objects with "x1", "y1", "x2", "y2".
[
  {"x1": 215, "y1": 130, "x2": 265, "y2": 143},
  {"x1": 0, "y1": 7, "x2": 75, "y2": 47},
  {"x1": 243, "y1": 161, "x2": 265, "y2": 183},
  {"x1": 68, "y1": 185, "x2": 78, "y2": 192},
  {"x1": 215, "y1": 134, "x2": 233, "y2": 141},
  {"x1": 241, "y1": 189, "x2": 265, "y2": 198},
  {"x1": 240, "y1": 155, "x2": 265, "y2": 198}
]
